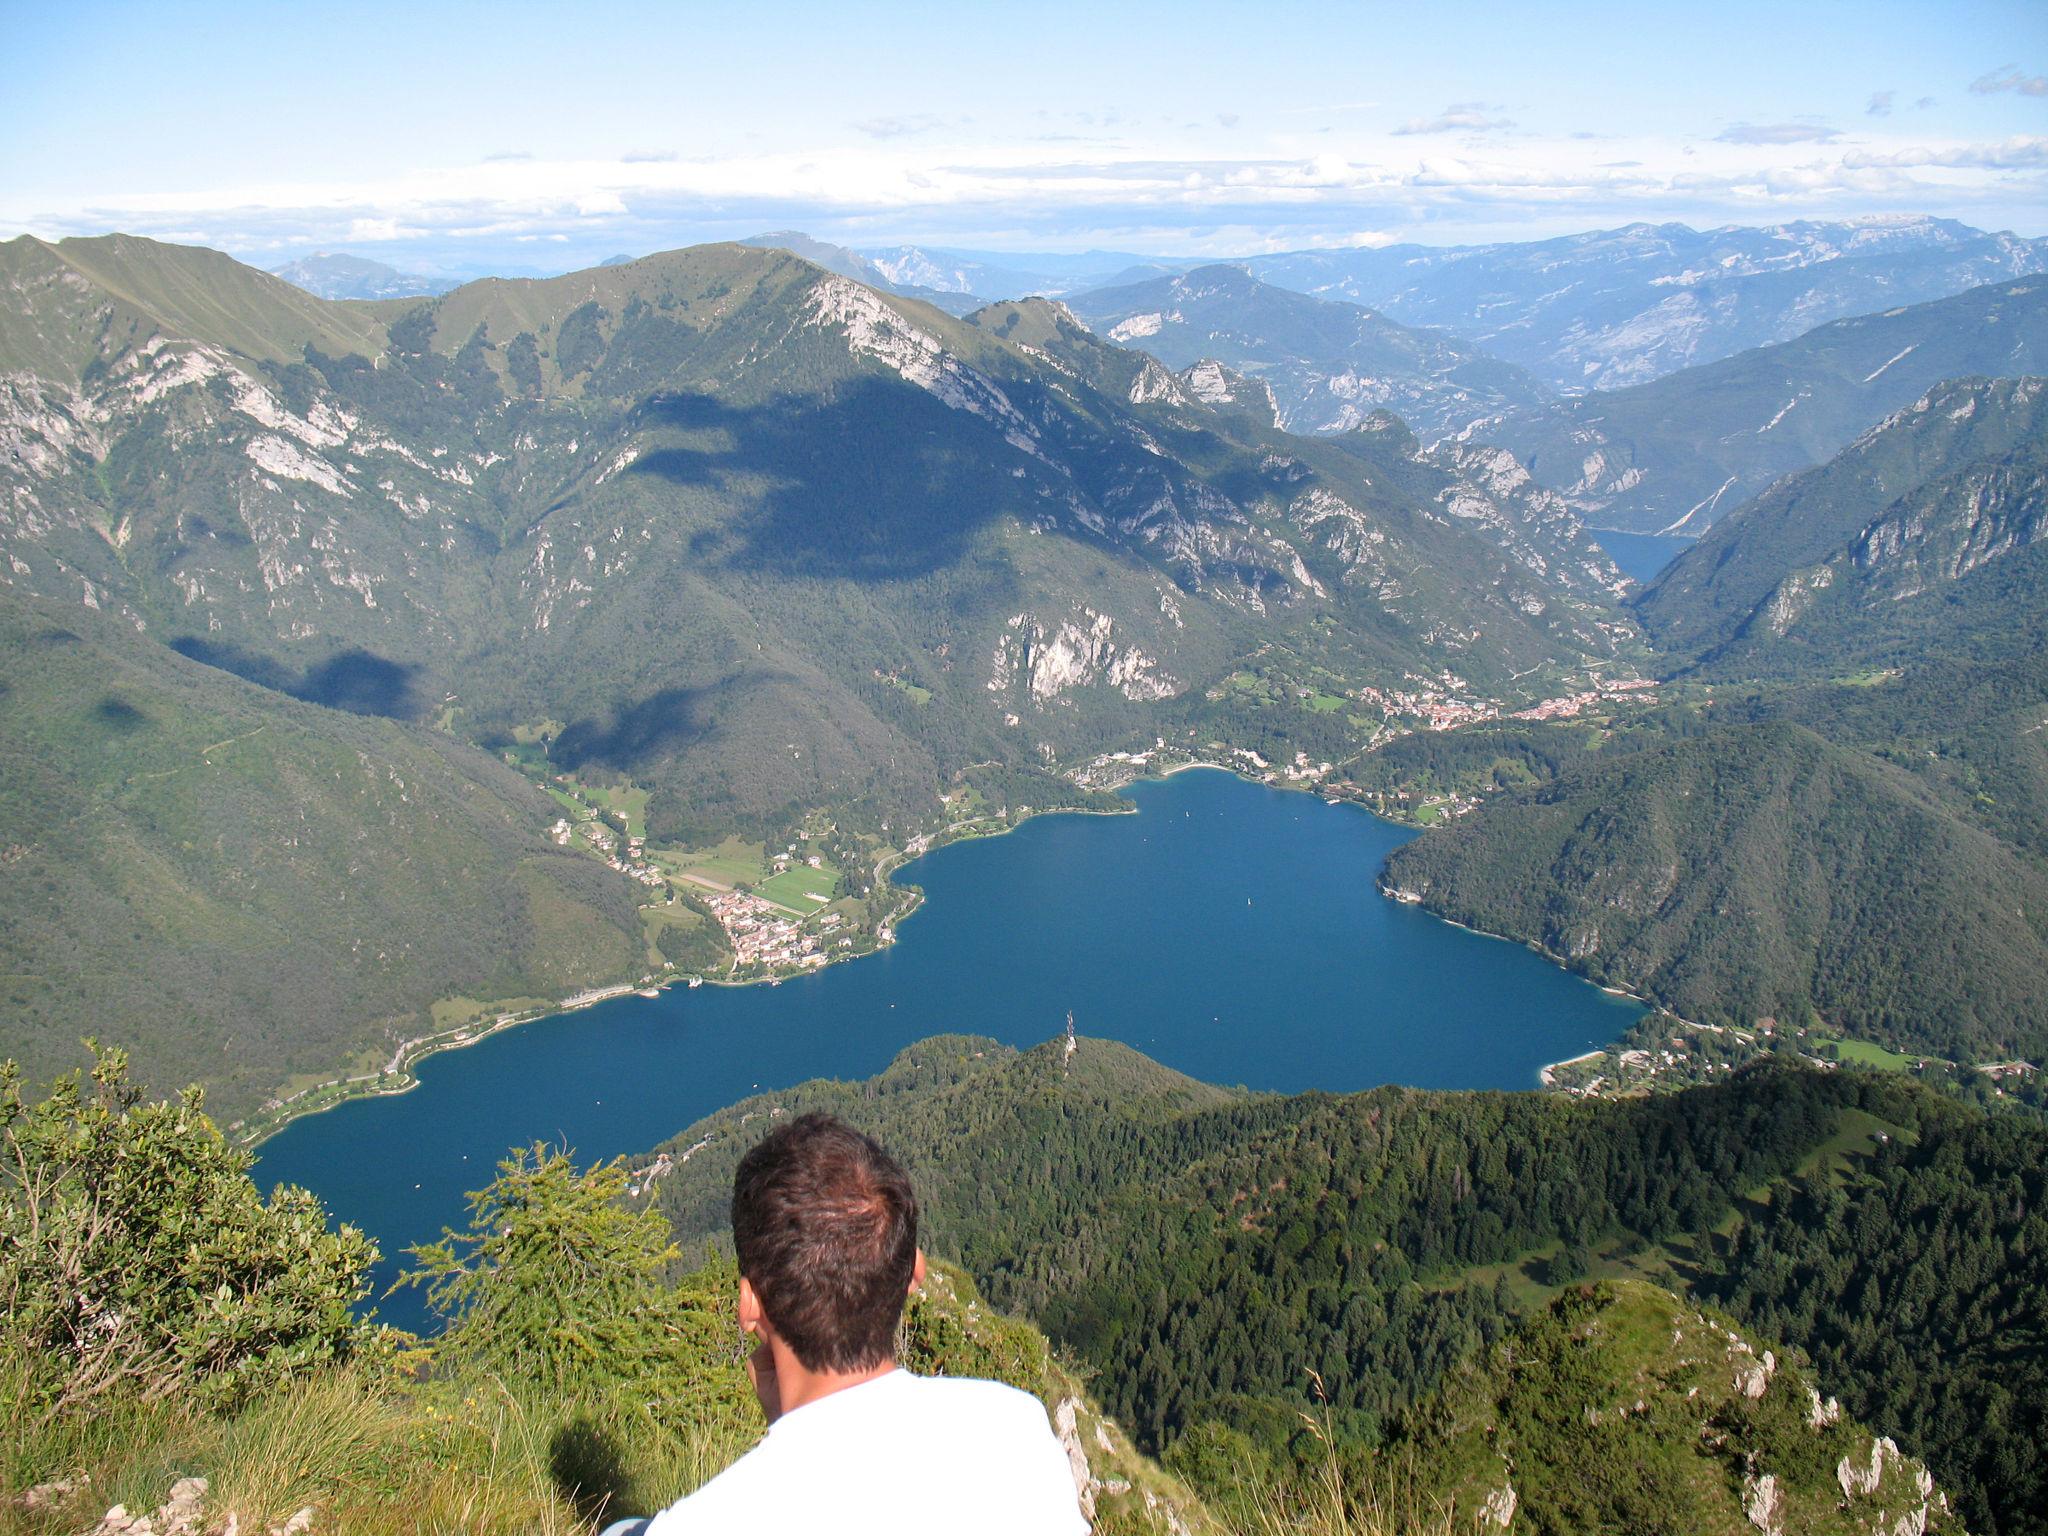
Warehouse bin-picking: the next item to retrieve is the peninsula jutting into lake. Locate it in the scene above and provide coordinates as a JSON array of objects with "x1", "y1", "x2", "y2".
[{"x1": 255, "y1": 768, "x2": 1641, "y2": 1330}]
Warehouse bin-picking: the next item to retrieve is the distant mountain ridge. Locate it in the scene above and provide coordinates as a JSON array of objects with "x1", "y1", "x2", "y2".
[
  {"x1": 1066, "y1": 262, "x2": 1552, "y2": 440},
  {"x1": 1484, "y1": 275, "x2": 2048, "y2": 534},
  {"x1": 1243, "y1": 215, "x2": 2048, "y2": 390},
  {"x1": 271, "y1": 251, "x2": 460, "y2": 300}
]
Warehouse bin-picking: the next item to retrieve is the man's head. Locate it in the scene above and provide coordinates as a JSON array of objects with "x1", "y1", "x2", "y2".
[{"x1": 731, "y1": 1112, "x2": 921, "y2": 1373}]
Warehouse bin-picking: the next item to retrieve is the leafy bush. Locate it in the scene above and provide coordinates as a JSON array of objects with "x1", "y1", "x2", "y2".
[{"x1": 0, "y1": 1044, "x2": 376, "y2": 1422}]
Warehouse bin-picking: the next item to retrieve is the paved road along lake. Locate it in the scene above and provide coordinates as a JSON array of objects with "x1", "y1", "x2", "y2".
[{"x1": 256, "y1": 768, "x2": 1641, "y2": 1328}]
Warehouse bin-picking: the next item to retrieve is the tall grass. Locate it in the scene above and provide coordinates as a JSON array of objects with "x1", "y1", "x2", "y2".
[
  {"x1": 3, "y1": 1351, "x2": 1450, "y2": 1536},
  {"x1": 0, "y1": 1356, "x2": 750, "y2": 1536}
]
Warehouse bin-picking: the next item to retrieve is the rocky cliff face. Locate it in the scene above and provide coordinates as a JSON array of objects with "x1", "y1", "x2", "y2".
[{"x1": 1638, "y1": 374, "x2": 2048, "y2": 666}]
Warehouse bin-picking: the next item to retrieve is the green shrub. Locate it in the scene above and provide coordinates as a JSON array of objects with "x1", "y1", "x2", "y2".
[{"x1": 0, "y1": 1044, "x2": 376, "y2": 1423}]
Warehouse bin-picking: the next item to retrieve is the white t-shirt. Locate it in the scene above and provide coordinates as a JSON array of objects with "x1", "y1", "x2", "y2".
[{"x1": 642, "y1": 1368, "x2": 1089, "y2": 1535}]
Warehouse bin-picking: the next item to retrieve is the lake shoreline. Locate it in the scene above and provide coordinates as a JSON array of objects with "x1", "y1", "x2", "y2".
[{"x1": 239, "y1": 759, "x2": 1612, "y2": 1147}]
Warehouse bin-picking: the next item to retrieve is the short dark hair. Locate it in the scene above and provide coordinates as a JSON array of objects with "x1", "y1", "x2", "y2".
[{"x1": 731, "y1": 1112, "x2": 919, "y2": 1372}]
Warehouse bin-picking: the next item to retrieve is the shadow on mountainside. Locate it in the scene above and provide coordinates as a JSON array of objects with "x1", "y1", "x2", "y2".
[
  {"x1": 622, "y1": 380, "x2": 1030, "y2": 581},
  {"x1": 168, "y1": 637, "x2": 425, "y2": 719},
  {"x1": 549, "y1": 675, "x2": 752, "y2": 774}
]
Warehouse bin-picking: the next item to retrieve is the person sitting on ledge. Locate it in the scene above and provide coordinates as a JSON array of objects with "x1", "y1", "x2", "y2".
[{"x1": 602, "y1": 1111, "x2": 1088, "y2": 1535}]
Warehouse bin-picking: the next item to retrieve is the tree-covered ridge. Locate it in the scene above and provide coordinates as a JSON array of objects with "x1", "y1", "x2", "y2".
[
  {"x1": 1380, "y1": 719, "x2": 2048, "y2": 1061},
  {"x1": 1387, "y1": 1281, "x2": 1950, "y2": 1536},
  {"x1": 642, "y1": 1034, "x2": 2018, "y2": 1529},
  {"x1": 1702, "y1": 1110, "x2": 2048, "y2": 1534},
  {"x1": 0, "y1": 582, "x2": 645, "y2": 1123}
]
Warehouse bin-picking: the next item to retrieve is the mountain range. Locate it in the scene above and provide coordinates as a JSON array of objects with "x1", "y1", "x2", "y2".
[
  {"x1": 1239, "y1": 215, "x2": 2048, "y2": 390},
  {"x1": 6, "y1": 221, "x2": 2047, "y2": 1122},
  {"x1": 0, "y1": 229, "x2": 1630, "y2": 1115},
  {"x1": 1065, "y1": 263, "x2": 1551, "y2": 440},
  {"x1": 270, "y1": 251, "x2": 461, "y2": 301},
  {"x1": 1486, "y1": 276, "x2": 2048, "y2": 533}
]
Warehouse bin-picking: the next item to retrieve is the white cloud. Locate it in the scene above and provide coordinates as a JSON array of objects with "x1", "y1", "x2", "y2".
[
  {"x1": 1971, "y1": 65, "x2": 2048, "y2": 97},
  {"x1": 7, "y1": 122, "x2": 2043, "y2": 264},
  {"x1": 1842, "y1": 136, "x2": 2048, "y2": 170},
  {"x1": 1716, "y1": 122, "x2": 1840, "y2": 145},
  {"x1": 1391, "y1": 103, "x2": 1514, "y2": 136},
  {"x1": 1867, "y1": 91, "x2": 1895, "y2": 117}
]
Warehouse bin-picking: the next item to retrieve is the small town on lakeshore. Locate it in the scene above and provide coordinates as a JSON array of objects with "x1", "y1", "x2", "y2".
[{"x1": 225, "y1": 657, "x2": 2037, "y2": 1146}]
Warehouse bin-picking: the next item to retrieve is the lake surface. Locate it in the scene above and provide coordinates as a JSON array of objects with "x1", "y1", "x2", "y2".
[
  {"x1": 256, "y1": 768, "x2": 1640, "y2": 1329},
  {"x1": 1591, "y1": 528, "x2": 1697, "y2": 585}
]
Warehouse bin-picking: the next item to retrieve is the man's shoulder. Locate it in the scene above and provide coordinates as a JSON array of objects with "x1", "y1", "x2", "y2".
[{"x1": 897, "y1": 1372, "x2": 1056, "y2": 1426}]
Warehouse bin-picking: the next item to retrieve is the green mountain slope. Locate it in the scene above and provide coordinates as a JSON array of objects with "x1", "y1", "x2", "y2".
[
  {"x1": 642, "y1": 1034, "x2": 2013, "y2": 1531},
  {"x1": 1358, "y1": 380, "x2": 2048, "y2": 1082},
  {"x1": 1392, "y1": 1280, "x2": 1955, "y2": 1536},
  {"x1": 1066, "y1": 264, "x2": 1551, "y2": 440},
  {"x1": 1635, "y1": 375, "x2": 2048, "y2": 670},
  {"x1": 1380, "y1": 720, "x2": 2048, "y2": 1061},
  {"x1": 1702, "y1": 1106, "x2": 2048, "y2": 1534},
  {"x1": 1488, "y1": 276, "x2": 2048, "y2": 534},
  {"x1": 1, "y1": 234, "x2": 387, "y2": 380},
  {"x1": 0, "y1": 232, "x2": 1649, "y2": 1109},
  {"x1": 0, "y1": 583, "x2": 644, "y2": 1123}
]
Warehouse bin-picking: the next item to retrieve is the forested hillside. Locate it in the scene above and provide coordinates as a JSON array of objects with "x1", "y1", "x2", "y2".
[
  {"x1": 0, "y1": 583, "x2": 646, "y2": 1122},
  {"x1": 1635, "y1": 375, "x2": 2048, "y2": 670},
  {"x1": 0, "y1": 231, "x2": 1647, "y2": 1104},
  {"x1": 643, "y1": 1033, "x2": 2027, "y2": 1531},
  {"x1": 1703, "y1": 1109, "x2": 2048, "y2": 1532},
  {"x1": 1380, "y1": 720, "x2": 2048, "y2": 1061},
  {"x1": 1364, "y1": 378, "x2": 2048, "y2": 1073}
]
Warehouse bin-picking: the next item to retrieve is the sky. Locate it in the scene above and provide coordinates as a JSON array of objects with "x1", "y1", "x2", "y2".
[{"x1": 3, "y1": 0, "x2": 2045, "y2": 275}]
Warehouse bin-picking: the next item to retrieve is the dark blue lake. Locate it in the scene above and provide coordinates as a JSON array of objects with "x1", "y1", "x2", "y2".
[{"x1": 256, "y1": 768, "x2": 1640, "y2": 1329}]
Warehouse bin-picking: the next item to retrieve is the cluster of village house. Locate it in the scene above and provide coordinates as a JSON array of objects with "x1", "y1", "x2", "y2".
[
  {"x1": 700, "y1": 886, "x2": 842, "y2": 970},
  {"x1": 549, "y1": 816, "x2": 666, "y2": 888},
  {"x1": 1357, "y1": 673, "x2": 1658, "y2": 732}
]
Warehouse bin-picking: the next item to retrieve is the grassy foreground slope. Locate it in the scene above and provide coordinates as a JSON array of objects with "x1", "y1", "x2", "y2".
[
  {"x1": 3, "y1": 1043, "x2": 1970, "y2": 1536},
  {"x1": 642, "y1": 1034, "x2": 2010, "y2": 1531},
  {"x1": 0, "y1": 584, "x2": 644, "y2": 1122}
]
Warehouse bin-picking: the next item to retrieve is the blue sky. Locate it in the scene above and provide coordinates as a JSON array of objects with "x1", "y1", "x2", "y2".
[{"x1": 4, "y1": 0, "x2": 2045, "y2": 272}]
